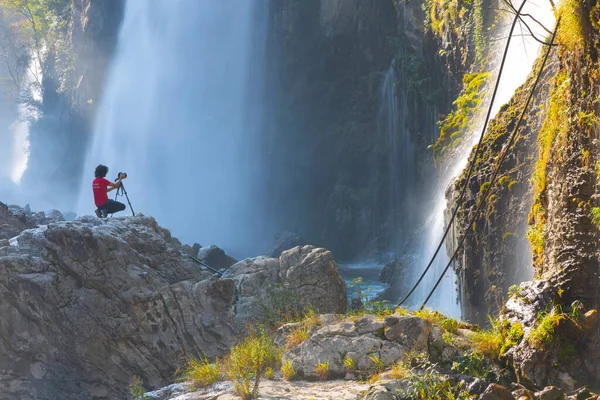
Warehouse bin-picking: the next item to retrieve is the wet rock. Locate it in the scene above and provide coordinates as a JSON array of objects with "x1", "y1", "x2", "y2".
[
  {"x1": 181, "y1": 242, "x2": 201, "y2": 258},
  {"x1": 583, "y1": 309, "x2": 598, "y2": 331},
  {"x1": 0, "y1": 202, "x2": 32, "y2": 239},
  {"x1": 479, "y1": 383, "x2": 513, "y2": 400},
  {"x1": 267, "y1": 231, "x2": 311, "y2": 258},
  {"x1": 197, "y1": 244, "x2": 237, "y2": 269},
  {"x1": 535, "y1": 386, "x2": 566, "y2": 400}
]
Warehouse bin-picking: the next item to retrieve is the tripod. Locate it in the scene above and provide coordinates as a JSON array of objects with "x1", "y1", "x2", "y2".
[{"x1": 115, "y1": 182, "x2": 135, "y2": 216}]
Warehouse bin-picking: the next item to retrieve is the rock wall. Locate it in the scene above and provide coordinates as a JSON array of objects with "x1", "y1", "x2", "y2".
[
  {"x1": 266, "y1": 0, "x2": 456, "y2": 260},
  {"x1": 451, "y1": 55, "x2": 559, "y2": 324}
]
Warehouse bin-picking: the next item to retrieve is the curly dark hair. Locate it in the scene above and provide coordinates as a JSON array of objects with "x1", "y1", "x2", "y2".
[{"x1": 95, "y1": 164, "x2": 108, "y2": 178}]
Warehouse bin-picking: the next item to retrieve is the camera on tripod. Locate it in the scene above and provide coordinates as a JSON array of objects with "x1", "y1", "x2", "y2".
[{"x1": 115, "y1": 172, "x2": 127, "y2": 182}]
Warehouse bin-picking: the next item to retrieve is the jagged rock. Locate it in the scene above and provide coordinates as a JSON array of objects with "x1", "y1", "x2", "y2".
[
  {"x1": 182, "y1": 242, "x2": 201, "y2": 258},
  {"x1": 467, "y1": 378, "x2": 487, "y2": 395},
  {"x1": 224, "y1": 245, "x2": 347, "y2": 321},
  {"x1": 0, "y1": 216, "x2": 347, "y2": 399},
  {"x1": 503, "y1": 280, "x2": 559, "y2": 330},
  {"x1": 197, "y1": 245, "x2": 237, "y2": 270},
  {"x1": 535, "y1": 386, "x2": 566, "y2": 400},
  {"x1": 479, "y1": 383, "x2": 513, "y2": 400},
  {"x1": 383, "y1": 314, "x2": 431, "y2": 351},
  {"x1": 0, "y1": 202, "x2": 31, "y2": 239},
  {"x1": 363, "y1": 386, "x2": 395, "y2": 400}
]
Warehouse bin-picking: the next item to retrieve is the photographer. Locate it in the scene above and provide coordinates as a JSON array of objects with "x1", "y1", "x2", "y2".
[{"x1": 93, "y1": 164, "x2": 127, "y2": 218}]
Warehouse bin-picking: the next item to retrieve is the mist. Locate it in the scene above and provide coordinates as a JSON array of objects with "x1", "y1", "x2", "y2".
[{"x1": 77, "y1": 0, "x2": 273, "y2": 259}]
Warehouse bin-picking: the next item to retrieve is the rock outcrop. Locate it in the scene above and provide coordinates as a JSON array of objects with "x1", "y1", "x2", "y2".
[{"x1": 0, "y1": 215, "x2": 347, "y2": 399}]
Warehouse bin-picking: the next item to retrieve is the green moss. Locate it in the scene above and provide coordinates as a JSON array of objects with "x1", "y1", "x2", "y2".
[
  {"x1": 498, "y1": 176, "x2": 510, "y2": 187},
  {"x1": 527, "y1": 311, "x2": 566, "y2": 350},
  {"x1": 479, "y1": 181, "x2": 491, "y2": 195},
  {"x1": 502, "y1": 232, "x2": 517, "y2": 241},
  {"x1": 508, "y1": 180, "x2": 518, "y2": 190},
  {"x1": 591, "y1": 207, "x2": 600, "y2": 230},
  {"x1": 529, "y1": 72, "x2": 570, "y2": 268},
  {"x1": 433, "y1": 72, "x2": 490, "y2": 161},
  {"x1": 558, "y1": 344, "x2": 577, "y2": 362}
]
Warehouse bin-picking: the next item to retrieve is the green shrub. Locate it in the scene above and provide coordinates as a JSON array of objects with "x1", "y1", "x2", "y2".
[
  {"x1": 129, "y1": 376, "x2": 146, "y2": 400},
  {"x1": 183, "y1": 357, "x2": 221, "y2": 388},
  {"x1": 281, "y1": 360, "x2": 295, "y2": 381},
  {"x1": 224, "y1": 328, "x2": 280, "y2": 400}
]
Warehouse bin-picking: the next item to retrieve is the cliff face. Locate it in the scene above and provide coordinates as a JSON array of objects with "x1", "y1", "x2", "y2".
[
  {"x1": 19, "y1": 0, "x2": 124, "y2": 208},
  {"x1": 266, "y1": 0, "x2": 456, "y2": 260},
  {"x1": 454, "y1": 1, "x2": 600, "y2": 321},
  {"x1": 451, "y1": 55, "x2": 559, "y2": 324}
]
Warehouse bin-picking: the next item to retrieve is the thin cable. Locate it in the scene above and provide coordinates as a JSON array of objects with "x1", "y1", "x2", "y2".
[
  {"x1": 420, "y1": 16, "x2": 560, "y2": 310},
  {"x1": 397, "y1": 0, "x2": 529, "y2": 307}
]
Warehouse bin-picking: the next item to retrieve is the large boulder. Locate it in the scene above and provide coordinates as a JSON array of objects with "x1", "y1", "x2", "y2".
[
  {"x1": 196, "y1": 244, "x2": 237, "y2": 270},
  {"x1": 0, "y1": 216, "x2": 347, "y2": 399},
  {"x1": 223, "y1": 245, "x2": 347, "y2": 321}
]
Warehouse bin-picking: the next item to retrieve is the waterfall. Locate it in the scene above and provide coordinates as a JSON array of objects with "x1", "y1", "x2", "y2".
[
  {"x1": 376, "y1": 62, "x2": 416, "y2": 251},
  {"x1": 403, "y1": 0, "x2": 555, "y2": 318},
  {"x1": 77, "y1": 0, "x2": 270, "y2": 258}
]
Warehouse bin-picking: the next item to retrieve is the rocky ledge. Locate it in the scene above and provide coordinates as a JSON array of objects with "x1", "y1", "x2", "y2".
[{"x1": 0, "y1": 210, "x2": 346, "y2": 399}]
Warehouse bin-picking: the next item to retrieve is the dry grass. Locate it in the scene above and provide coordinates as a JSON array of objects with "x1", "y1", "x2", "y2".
[{"x1": 285, "y1": 325, "x2": 310, "y2": 349}]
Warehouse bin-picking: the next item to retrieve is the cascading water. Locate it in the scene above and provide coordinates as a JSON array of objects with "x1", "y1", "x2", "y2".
[
  {"x1": 404, "y1": 0, "x2": 555, "y2": 318},
  {"x1": 77, "y1": 0, "x2": 271, "y2": 258}
]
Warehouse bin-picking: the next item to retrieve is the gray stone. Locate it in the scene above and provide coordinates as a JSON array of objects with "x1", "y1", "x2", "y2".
[
  {"x1": 0, "y1": 216, "x2": 347, "y2": 399},
  {"x1": 384, "y1": 314, "x2": 431, "y2": 351},
  {"x1": 363, "y1": 386, "x2": 394, "y2": 400},
  {"x1": 197, "y1": 244, "x2": 237, "y2": 270}
]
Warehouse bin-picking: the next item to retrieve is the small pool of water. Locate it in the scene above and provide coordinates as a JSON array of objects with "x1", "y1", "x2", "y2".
[{"x1": 338, "y1": 263, "x2": 389, "y2": 301}]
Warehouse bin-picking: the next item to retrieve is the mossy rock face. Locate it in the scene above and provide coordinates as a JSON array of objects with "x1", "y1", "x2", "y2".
[{"x1": 502, "y1": 281, "x2": 600, "y2": 391}]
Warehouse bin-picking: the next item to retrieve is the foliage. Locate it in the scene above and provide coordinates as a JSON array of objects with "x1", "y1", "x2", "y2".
[
  {"x1": 527, "y1": 310, "x2": 566, "y2": 350},
  {"x1": 502, "y1": 232, "x2": 517, "y2": 242},
  {"x1": 415, "y1": 308, "x2": 460, "y2": 333},
  {"x1": 471, "y1": 318, "x2": 523, "y2": 359},
  {"x1": 370, "y1": 355, "x2": 385, "y2": 373},
  {"x1": 348, "y1": 277, "x2": 395, "y2": 318},
  {"x1": 128, "y1": 376, "x2": 146, "y2": 400},
  {"x1": 390, "y1": 361, "x2": 410, "y2": 379},
  {"x1": 223, "y1": 327, "x2": 280, "y2": 400},
  {"x1": 343, "y1": 356, "x2": 356, "y2": 372},
  {"x1": 529, "y1": 72, "x2": 570, "y2": 267},
  {"x1": 183, "y1": 358, "x2": 222, "y2": 388},
  {"x1": 556, "y1": 0, "x2": 585, "y2": 52},
  {"x1": 285, "y1": 325, "x2": 310, "y2": 349},
  {"x1": 451, "y1": 352, "x2": 487, "y2": 378},
  {"x1": 398, "y1": 364, "x2": 472, "y2": 400},
  {"x1": 281, "y1": 360, "x2": 295, "y2": 381},
  {"x1": 591, "y1": 207, "x2": 600, "y2": 230},
  {"x1": 433, "y1": 72, "x2": 490, "y2": 161},
  {"x1": 315, "y1": 361, "x2": 329, "y2": 380},
  {"x1": 0, "y1": 0, "x2": 72, "y2": 97},
  {"x1": 265, "y1": 367, "x2": 275, "y2": 380},
  {"x1": 258, "y1": 285, "x2": 309, "y2": 328}
]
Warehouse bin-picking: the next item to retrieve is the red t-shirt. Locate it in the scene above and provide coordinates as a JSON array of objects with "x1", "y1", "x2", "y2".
[{"x1": 93, "y1": 178, "x2": 111, "y2": 206}]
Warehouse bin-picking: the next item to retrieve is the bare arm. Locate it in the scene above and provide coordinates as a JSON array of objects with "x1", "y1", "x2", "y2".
[{"x1": 107, "y1": 177, "x2": 123, "y2": 192}]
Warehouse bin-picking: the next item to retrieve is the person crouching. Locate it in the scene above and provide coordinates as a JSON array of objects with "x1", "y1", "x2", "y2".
[{"x1": 93, "y1": 164, "x2": 126, "y2": 218}]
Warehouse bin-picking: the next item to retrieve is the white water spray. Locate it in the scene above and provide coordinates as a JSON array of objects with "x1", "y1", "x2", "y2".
[
  {"x1": 406, "y1": 0, "x2": 555, "y2": 318},
  {"x1": 77, "y1": 0, "x2": 270, "y2": 258}
]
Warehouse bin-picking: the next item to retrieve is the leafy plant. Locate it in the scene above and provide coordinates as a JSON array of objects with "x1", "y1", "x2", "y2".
[
  {"x1": 370, "y1": 355, "x2": 385, "y2": 373},
  {"x1": 285, "y1": 325, "x2": 310, "y2": 349},
  {"x1": 315, "y1": 361, "x2": 329, "y2": 380},
  {"x1": 390, "y1": 361, "x2": 410, "y2": 379},
  {"x1": 183, "y1": 357, "x2": 221, "y2": 388},
  {"x1": 281, "y1": 360, "x2": 295, "y2": 381},
  {"x1": 343, "y1": 356, "x2": 356, "y2": 372},
  {"x1": 128, "y1": 376, "x2": 146, "y2": 400},
  {"x1": 224, "y1": 327, "x2": 280, "y2": 400}
]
